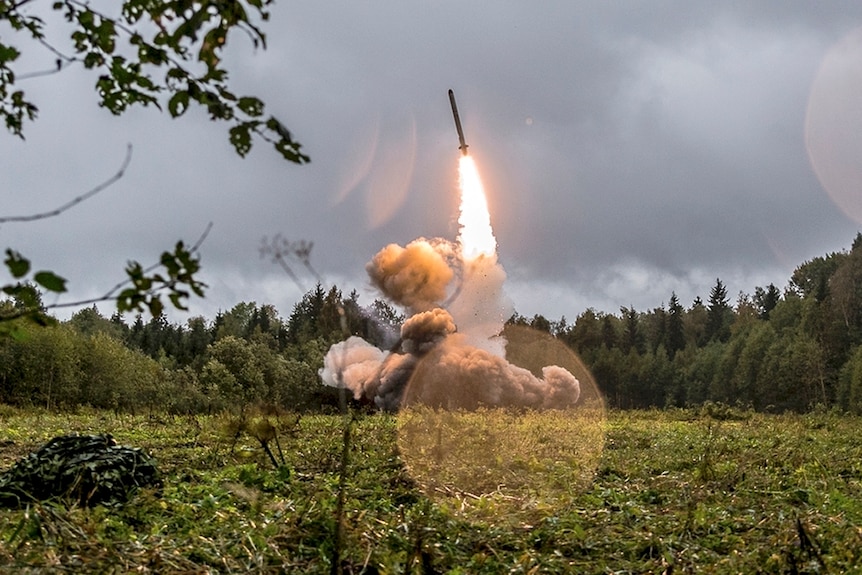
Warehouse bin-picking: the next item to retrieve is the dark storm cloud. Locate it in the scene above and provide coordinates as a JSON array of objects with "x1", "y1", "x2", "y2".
[{"x1": 3, "y1": 2, "x2": 862, "y2": 322}]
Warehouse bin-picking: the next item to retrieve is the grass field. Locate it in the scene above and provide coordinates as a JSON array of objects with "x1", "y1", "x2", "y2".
[{"x1": 0, "y1": 406, "x2": 860, "y2": 573}]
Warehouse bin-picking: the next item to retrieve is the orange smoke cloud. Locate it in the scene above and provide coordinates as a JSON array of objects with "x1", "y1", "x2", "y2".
[{"x1": 366, "y1": 239, "x2": 455, "y2": 313}]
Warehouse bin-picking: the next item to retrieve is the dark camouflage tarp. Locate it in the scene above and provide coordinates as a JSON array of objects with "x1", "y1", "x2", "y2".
[{"x1": 0, "y1": 434, "x2": 161, "y2": 507}]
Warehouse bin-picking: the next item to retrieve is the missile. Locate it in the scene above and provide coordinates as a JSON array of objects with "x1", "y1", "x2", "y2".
[{"x1": 448, "y1": 89, "x2": 468, "y2": 155}]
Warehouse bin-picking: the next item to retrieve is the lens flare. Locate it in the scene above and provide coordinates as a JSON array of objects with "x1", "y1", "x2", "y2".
[
  {"x1": 397, "y1": 325, "x2": 606, "y2": 526},
  {"x1": 457, "y1": 156, "x2": 497, "y2": 260},
  {"x1": 805, "y1": 26, "x2": 862, "y2": 223}
]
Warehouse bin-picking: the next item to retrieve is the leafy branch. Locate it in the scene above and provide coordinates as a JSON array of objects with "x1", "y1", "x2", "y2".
[
  {"x1": 64, "y1": 221, "x2": 212, "y2": 316},
  {"x1": 1, "y1": 143, "x2": 210, "y2": 327},
  {"x1": 1, "y1": 0, "x2": 309, "y2": 163},
  {"x1": 1, "y1": 223, "x2": 211, "y2": 326}
]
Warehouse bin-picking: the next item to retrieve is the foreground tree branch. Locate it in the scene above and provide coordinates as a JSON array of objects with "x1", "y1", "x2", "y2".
[
  {"x1": 2, "y1": 1, "x2": 313, "y2": 334},
  {"x1": 1, "y1": 0, "x2": 310, "y2": 163},
  {"x1": 1, "y1": 145, "x2": 209, "y2": 330},
  {"x1": 1, "y1": 222, "x2": 211, "y2": 327}
]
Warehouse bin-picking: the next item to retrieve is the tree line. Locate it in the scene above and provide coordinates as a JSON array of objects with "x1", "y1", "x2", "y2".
[
  {"x1": 514, "y1": 233, "x2": 862, "y2": 413},
  {"x1": 0, "y1": 285, "x2": 401, "y2": 413},
  {"x1": 4, "y1": 233, "x2": 862, "y2": 414}
]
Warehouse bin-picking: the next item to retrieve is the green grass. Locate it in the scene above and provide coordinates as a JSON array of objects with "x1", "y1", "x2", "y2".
[{"x1": 0, "y1": 406, "x2": 860, "y2": 573}]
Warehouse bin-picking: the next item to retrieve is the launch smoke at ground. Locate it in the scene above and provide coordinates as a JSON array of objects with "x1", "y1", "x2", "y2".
[{"x1": 318, "y1": 136, "x2": 606, "y2": 521}]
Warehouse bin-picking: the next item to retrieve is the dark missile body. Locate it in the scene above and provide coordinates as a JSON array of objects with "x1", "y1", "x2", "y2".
[{"x1": 448, "y1": 89, "x2": 468, "y2": 155}]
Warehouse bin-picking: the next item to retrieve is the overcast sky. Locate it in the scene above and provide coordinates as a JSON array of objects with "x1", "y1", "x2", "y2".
[{"x1": 4, "y1": 2, "x2": 862, "y2": 324}]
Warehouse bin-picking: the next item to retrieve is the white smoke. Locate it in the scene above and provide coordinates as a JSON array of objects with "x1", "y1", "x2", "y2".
[
  {"x1": 446, "y1": 253, "x2": 512, "y2": 357},
  {"x1": 318, "y1": 336, "x2": 387, "y2": 400}
]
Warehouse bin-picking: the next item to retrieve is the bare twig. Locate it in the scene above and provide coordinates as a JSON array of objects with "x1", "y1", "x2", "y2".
[
  {"x1": 259, "y1": 234, "x2": 320, "y2": 292},
  {"x1": 0, "y1": 144, "x2": 132, "y2": 224},
  {"x1": 16, "y1": 57, "x2": 77, "y2": 81},
  {"x1": 261, "y1": 232, "x2": 354, "y2": 575},
  {"x1": 15, "y1": 60, "x2": 71, "y2": 81},
  {"x1": 48, "y1": 221, "x2": 213, "y2": 310},
  {"x1": 16, "y1": 35, "x2": 79, "y2": 81}
]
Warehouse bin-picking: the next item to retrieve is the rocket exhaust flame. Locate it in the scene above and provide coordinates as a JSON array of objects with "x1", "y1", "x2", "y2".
[
  {"x1": 448, "y1": 91, "x2": 494, "y2": 260},
  {"x1": 457, "y1": 155, "x2": 497, "y2": 261}
]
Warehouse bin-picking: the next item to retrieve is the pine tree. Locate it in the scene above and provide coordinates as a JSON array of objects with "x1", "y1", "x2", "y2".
[
  {"x1": 706, "y1": 278, "x2": 731, "y2": 342},
  {"x1": 666, "y1": 292, "x2": 686, "y2": 358},
  {"x1": 601, "y1": 315, "x2": 618, "y2": 350},
  {"x1": 620, "y1": 306, "x2": 645, "y2": 354},
  {"x1": 754, "y1": 284, "x2": 781, "y2": 320},
  {"x1": 645, "y1": 305, "x2": 667, "y2": 353}
]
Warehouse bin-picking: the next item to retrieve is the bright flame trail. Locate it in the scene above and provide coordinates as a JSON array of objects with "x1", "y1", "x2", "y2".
[
  {"x1": 449, "y1": 154, "x2": 508, "y2": 356},
  {"x1": 457, "y1": 155, "x2": 497, "y2": 260}
]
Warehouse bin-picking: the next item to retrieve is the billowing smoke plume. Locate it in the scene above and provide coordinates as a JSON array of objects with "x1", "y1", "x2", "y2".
[
  {"x1": 319, "y1": 155, "x2": 580, "y2": 411},
  {"x1": 318, "y1": 336, "x2": 387, "y2": 401},
  {"x1": 318, "y1": 238, "x2": 581, "y2": 411}
]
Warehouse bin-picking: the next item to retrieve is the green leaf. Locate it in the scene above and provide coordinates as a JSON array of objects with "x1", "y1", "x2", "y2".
[
  {"x1": 237, "y1": 97, "x2": 264, "y2": 117},
  {"x1": 229, "y1": 124, "x2": 253, "y2": 157},
  {"x1": 168, "y1": 91, "x2": 189, "y2": 117},
  {"x1": 95, "y1": 18, "x2": 116, "y2": 53},
  {"x1": 266, "y1": 117, "x2": 290, "y2": 139},
  {"x1": 4, "y1": 250, "x2": 30, "y2": 278},
  {"x1": 125, "y1": 261, "x2": 143, "y2": 279},
  {"x1": 166, "y1": 67, "x2": 188, "y2": 81},
  {"x1": 160, "y1": 251, "x2": 180, "y2": 276},
  {"x1": 77, "y1": 9, "x2": 94, "y2": 27},
  {"x1": 147, "y1": 297, "x2": 163, "y2": 318},
  {"x1": 33, "y1": 271, "x2": 67, "y2": 293},
  {"x1": 169, "y1": 291, "x2": 189, "y2": 310},
  {"x1": 218, "y1": 87, "x2": 237, "y2": 102},
  {"x1": 83, "y1": 51, "x2": 105, "y2": 68},
  {"x1": 199, "y1": 26, "x2": 226, "y2": 69},
  {"x1": 0, "y1": 44, "x2": 21, "y2": 64},
  {"x1": 116, "y1": 288, "x2": 141, "y2": 312},
  {"x1": 274, "y1": 138, "x2": 310, "y2": 164}
]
